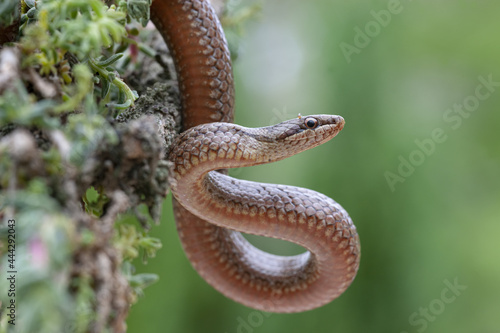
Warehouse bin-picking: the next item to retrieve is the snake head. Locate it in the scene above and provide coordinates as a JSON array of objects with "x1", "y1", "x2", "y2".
[
  {"x1": 245, "y1": 114, "x2": 346, "y2": 163},
  {"x1": 277, "y1": 114, "x2": 345, "y2": 143}
]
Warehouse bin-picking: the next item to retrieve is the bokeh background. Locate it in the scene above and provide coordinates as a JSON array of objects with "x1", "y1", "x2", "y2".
[{"x1": 128, "y1": 0, "x2": 500, "y2": 332}]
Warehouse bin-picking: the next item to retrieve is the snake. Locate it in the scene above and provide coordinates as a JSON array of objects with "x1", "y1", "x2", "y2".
[{"x1": 150, "y1": 0, "x2": 360, "y2": 312}]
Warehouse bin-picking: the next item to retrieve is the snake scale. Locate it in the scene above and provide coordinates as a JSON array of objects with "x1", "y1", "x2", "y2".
[{"x1": 150, "y1": 0, "x2": 360, "y2": 312}]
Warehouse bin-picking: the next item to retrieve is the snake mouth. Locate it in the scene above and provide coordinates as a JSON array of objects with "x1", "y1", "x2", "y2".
[{"x1": 318, "y1": 115, "x2": 345, "y2": 139}]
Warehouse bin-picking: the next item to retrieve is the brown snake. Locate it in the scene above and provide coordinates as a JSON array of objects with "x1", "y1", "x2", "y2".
[{"x1": 150, "y1": 0, "x2": 360, "y2": 312}]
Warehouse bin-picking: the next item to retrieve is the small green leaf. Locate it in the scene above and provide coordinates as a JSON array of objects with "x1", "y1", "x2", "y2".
[
  {"x1": 101, "y1": 78, "x2": 111, "y2": 99},
  {"x1": 138, "y1": 43, "x2": 156, "y2": 57},
  {"x1": 129, "y1": 273, "x2": 159, "y2": 290},
  {"x1": 97, "y1": 53, "x2": 124, "y2": 67},
  {"x1": 27, "y1": 6, "x2": 38, "y2": 19},
  {"x1": 127, "y1": 0, "x2": 152, "y2": 27},
  {"x1": 25, "y1": 0, "x2": 36, "y2": 8},
  {"x1": 138, "y1": 237, "x2": 162, "y2": 258},
  {"x1": 107, "y1": 99, "x2": 132, "y2": 110}
]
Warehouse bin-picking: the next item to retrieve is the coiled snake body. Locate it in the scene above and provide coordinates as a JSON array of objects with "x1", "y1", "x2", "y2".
[{"x1": 151, "y1": 0, "x2": 360, "y2": 312}]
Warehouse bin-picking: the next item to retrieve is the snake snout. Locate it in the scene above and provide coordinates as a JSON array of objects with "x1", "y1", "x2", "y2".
[{"x1": 334, "y1": 115, "x2": 345, "y2": 131}]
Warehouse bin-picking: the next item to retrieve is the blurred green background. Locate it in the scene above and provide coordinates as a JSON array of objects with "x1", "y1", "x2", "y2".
[{"x1": 128, "y1": 0, "x2": 500, "y2": 332}]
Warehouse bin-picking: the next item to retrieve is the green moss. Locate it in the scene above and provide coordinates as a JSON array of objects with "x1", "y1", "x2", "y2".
[{"x1": 0, "y1": 1, "x2": 161, "y2": 331}]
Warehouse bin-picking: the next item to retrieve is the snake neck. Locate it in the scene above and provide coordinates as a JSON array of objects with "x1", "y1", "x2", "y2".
[{"x1": 170, "y1": 123, "x2": 288, "y2": 183}]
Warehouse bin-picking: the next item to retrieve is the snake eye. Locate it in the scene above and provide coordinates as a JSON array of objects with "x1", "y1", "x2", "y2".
[{"x1": 305, "y1": 117, "x2": 318, "y2": 129}]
